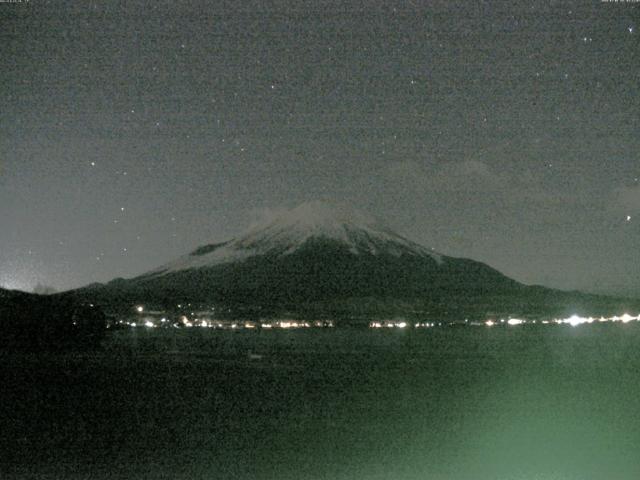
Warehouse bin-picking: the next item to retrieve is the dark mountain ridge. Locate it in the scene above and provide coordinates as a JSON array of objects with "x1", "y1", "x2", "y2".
[{"x1": 65, "y1": 201, "x2": 640, "y2": 321}]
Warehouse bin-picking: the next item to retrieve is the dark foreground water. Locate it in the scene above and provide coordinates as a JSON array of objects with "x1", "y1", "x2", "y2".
[{"x1": 2, "y1": 324, "x2": 640, "y2": 480}]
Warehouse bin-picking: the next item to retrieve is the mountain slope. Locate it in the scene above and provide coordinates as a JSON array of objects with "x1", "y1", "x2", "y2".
[
  {"x1": 70, "y1": 201, "x2": 639, "y2": 320},
  {"x1": 72, "y1": 202, "x2": 516, "y2": 309}
]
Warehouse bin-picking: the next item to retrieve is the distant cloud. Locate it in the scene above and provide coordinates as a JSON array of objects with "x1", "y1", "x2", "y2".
[
  {"x1": 377, "y1": 159, "x2": 520, "y2": 197},
  {"x1": 245, "y1": 206, "x2": 290, "y2": 231},
  {"x1": 377, "y1": 158, "x2": 591, "y2": 210}
]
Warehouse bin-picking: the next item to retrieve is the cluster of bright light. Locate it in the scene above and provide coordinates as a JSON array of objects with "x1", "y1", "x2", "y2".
[
  {"x1": 273, "y1": 321, "x2": 311, "y2": 329},
  {"x1": 365, "y1": 313, "x2": 640, "y2": 330},
  {"x1": 259, "y1": 320, "x2": 334, "y2": 329},
  {"x1": 128, "y1": 303, "x2": 335, "y2": 329},
  {"x1": 620, "y1": 313, "x2": 636, "y2": 323},
  {"x1": 124, "y1": 312, "x2": 640, "y2": 330},
  {"x1": 125, "y1": 318, "x2": 332, "y2": 329},
  {"x1": 565, "y1": 315, "x2": 593, "y2": 327},
  {"x1": 484, "y1": 313, "x2": 640, "y2": 328},
  {"x1": 543, "y1": 313, "x2": 640, "y2": 327},
  {"x1": 369, "y1": 320, "x2": 406, "y2": 328},
  {"x1": 314, "y1": 320, "x2": 335, "y2": 328}
]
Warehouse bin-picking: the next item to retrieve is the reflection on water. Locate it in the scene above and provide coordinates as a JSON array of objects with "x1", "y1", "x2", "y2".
[{"x1": 2, "y1": 325, "x2": 640, "y2": 479}]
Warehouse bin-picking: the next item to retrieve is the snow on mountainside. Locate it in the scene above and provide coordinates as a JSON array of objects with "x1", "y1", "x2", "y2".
[
  {"x1": 146, "y1": 201, "x2": 443, "y2": 276},
  {"x1": 70, "y1": 202, "x2": 640, "y2": 321}
]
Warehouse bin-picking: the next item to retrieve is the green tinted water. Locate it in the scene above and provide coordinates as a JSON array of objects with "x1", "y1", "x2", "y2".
[{"x1": 2, "y1": 325, "x2": 640, "y2": 479}]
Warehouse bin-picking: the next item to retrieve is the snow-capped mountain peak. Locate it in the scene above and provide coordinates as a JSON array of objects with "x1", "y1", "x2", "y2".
[
  {"x1": 257, "y1": 200, "x2": 382, "y2": 232},
  {"x1": 146, "y1": 201, "x2": 442, "y2": 276},
  {"x1": 237, "y1": 201, "x2": 388, "y2": 248}
]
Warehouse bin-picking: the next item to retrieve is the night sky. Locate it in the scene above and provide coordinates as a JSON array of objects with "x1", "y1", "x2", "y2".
[{"x1": 1, "y1": 0, "x2": 638, "y2": 296}]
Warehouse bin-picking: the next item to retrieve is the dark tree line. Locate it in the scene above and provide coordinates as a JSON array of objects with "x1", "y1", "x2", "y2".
[{"x1": 0, "y1": 291, "x2": 106, "y2": 351}]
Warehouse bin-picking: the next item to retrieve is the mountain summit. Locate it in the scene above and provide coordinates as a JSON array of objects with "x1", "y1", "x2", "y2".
[
  {"x1": 71, "y1": 201, "x2": 637, "y2": 321},
  {"x1": 150, "y1": 201, "x2": 442, "y2": 276}
]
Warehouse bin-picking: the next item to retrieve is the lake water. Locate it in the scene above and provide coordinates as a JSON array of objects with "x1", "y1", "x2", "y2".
[{"x1": 2, "y1": 324, "x2": 640, "y2": 479}]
